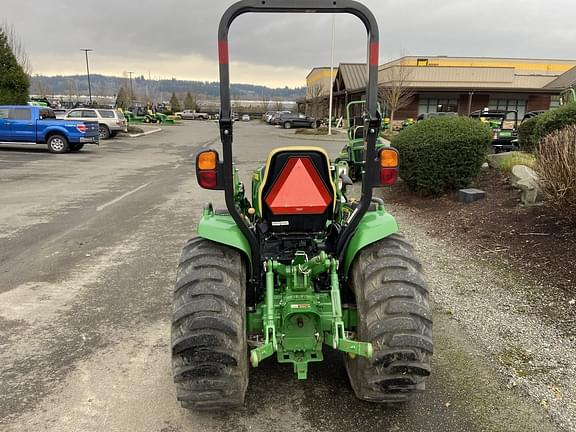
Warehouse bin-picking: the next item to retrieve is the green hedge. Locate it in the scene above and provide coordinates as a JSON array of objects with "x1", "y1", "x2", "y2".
[
  {"x1": 517, "y1": 116, "x2": 540, "y2": 152},
  {"x1": 532, "y1": 103, "x2": 576, "y2": 144},
  {"x1": 392, "y1": 117, "x2": 491, "y2": 195}
]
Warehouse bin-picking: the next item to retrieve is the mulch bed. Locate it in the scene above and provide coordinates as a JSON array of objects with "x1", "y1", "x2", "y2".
[{"x1": 381, "y1": 168, "x2": 576, "y2": 297}]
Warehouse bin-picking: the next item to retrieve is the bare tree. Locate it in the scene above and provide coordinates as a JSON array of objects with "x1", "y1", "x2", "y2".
[
  {"x1": 31, "y1": 76, "x2": 52, "y2": 97},
  {"x1": 273, "y1": 97, "x2": 284, "y2": 111},
  {"x1": 258, "y1": 92, "x2": 271, "y2": 113},
  {"x1": 308, "y1": 83, "x2": 328, "y2": 119},
  {"x1": 1, "y1": 20, "x2": 32, "y2": 75},
  {"x1": 378, "y1": 62, "x2": 415, "y2": 125}
]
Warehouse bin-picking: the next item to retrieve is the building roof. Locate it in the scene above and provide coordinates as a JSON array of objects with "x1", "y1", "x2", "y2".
[
  {"x1": 336, "y1": 63, "x2": 367, "y2": 91},
  {"x1": 306, "y1": 67, "x2": 331, "y2": 80},
  {"x1": 544, "y1": 65, "x2": 576, "y2": 89}
]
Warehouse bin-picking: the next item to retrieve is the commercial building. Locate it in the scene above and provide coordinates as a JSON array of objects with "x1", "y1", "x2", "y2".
[{"x1": 305, "y1": 56, "x2": 576, "y2": 123}]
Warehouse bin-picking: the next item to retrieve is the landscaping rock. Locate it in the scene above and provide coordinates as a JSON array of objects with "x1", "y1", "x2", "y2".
[
  {"x1": 487, "y1": 153, "x2": 511, "y2": 169},
  {"x1": 510, "y1": 165, "x2": 541, "y2": 205},
  {"x1": 457, "y1": 188, "x2": 487, "y2": 203}
]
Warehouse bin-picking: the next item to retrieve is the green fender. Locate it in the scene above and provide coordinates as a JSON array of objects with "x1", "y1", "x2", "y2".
[
  {"x1": 197, "y1": 208, "x2": 252, "y2": 267},
  {"x1": 343, "y1": 207, "x2": 399, "y2": 274}
]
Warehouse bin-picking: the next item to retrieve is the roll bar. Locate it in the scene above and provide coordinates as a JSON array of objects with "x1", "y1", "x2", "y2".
[{"x1": 217, "y1": 0, "x2": 381, "y2": 293}]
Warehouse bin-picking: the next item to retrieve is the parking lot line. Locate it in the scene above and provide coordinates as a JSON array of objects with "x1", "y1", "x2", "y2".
[{"x1": 96, "y1": 182, "x2": 151, "y2": 212}]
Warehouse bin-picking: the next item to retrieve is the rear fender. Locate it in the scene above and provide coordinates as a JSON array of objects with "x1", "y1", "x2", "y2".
[
  {"x1": 197, "y1": 204, "x2": 252, "y2": 270},
  {"x1": 343, "y1": 204, "x2": 399, "y2": 274}
]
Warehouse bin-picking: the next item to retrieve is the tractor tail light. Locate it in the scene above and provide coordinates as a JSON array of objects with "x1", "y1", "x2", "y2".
[
  {"x1": 196, "y1": 150, "x2": 221, "y2": 189},
  {"x1": 379, "y1": 148, "x2": 399, "y2": 186}
]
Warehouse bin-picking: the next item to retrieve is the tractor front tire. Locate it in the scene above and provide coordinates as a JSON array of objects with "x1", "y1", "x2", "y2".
[
  {"x1": 171, "y1": 237, "x2": 248, "y2": 410},
  {"x1": 345, "y1": 234, "x2": 433, "y2": 402}
]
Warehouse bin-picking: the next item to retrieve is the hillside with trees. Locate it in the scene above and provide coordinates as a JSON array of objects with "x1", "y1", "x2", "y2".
[{"x1": 29, "y1": 74, "x2": 305, "y2": 102}]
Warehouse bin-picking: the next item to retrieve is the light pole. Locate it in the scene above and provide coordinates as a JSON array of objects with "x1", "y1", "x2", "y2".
[
  {"x1": 80, "y1": 49, "x2": 93, "y2": 105},
  {"x1": 328, "y1": 15, "x2": 335, "y2": 135},
  {"x1": 127, "y1": 71, "x2": 135, "y2": 108}
]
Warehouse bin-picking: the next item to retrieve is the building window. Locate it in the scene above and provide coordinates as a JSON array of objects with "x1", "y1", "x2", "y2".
[
  {"x1": 550, "y1": 95, "x2": 561, "y2": 109},
  {"x1": 488, "y1": 98, "x2": 527, "y2": 118},
  {"x1": 418, "y1": 97, "x2": 458, "y2": 114}
]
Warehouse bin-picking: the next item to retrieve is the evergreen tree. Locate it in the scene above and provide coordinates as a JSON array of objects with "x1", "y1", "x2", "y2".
[
  {"x1": 170, "y1": 92, "x2": 181, "y2": 112},
  {"x1": 183, "y1": 92, "x2": 197, "y2": 111},
  {"x1": 115, "y1": 86, "x2": 130, "y2": 109},
  {"x1": 0, "y1": 29, "x2": 29, "y2": 104}
]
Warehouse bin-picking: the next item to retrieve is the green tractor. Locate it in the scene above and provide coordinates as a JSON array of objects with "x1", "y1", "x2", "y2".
[
  {"x1": 560, "y1": 87, "x2": 576, "y2": 105},
  {"x1": 171, "y1": 0, "x2": 432, "y2": 410},
  {"x1": 336, "y1": 100, "x2": 387, "y2": 181}
]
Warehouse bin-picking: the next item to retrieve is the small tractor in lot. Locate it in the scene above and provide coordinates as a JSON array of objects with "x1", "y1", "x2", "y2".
[
  {"x1": 336, "y1": 100, "x2": 387, "y2": 181},
  {"x1": 470, "y1": 108, "x2": 519, "y2": 152},
  {"x1": 171, "y1": 0, "x2": 433, "y2": 410}
]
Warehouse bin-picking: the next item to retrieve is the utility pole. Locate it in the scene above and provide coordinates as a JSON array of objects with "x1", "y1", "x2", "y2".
[
  {"x1": 328, "y1": 15, "x2": 335, "y2": 135},
  {"x1": 127, "y1": 71, "x2": 135, "y2": 107},
  {"x1": 80, "y1": 49, "x2": 93, "y2": 105}
]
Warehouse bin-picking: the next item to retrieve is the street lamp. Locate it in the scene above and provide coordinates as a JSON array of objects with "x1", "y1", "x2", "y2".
[
  {"x1": 127, "y1": 71, "x2": 135, "y2": 108},
  {"x1": 80, "y1": 48, "x2": 93, "y2": 105}
]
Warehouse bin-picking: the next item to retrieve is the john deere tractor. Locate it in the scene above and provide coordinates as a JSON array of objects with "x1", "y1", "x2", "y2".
[
  {"x1": 336, "y1": 100, "x2": 387, "y2": 181},
  {"x1": 171, "y1": 0, "x2": 432, "y2": 410}
]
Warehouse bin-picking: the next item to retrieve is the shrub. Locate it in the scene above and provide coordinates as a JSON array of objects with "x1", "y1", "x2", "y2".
[
  {"x1": 517, "y1": 116, "x2": 540, "y2": 152},
  {"x1": 497, "y1": 151, "x2": 536, "y2": 173},
  {"x1": 392, "y1": 116, "x2": 491, "y2": 195},
  {"x1": 536, "y1": 125, "x2": 576, "y2": 219},
  {"x1": 533, "y1": 103, "x2": 576, "y2": 144}
]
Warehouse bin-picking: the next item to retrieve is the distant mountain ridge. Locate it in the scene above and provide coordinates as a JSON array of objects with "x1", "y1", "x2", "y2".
[{"x1": 30, "y1": 74, "x2": 306, "y2": 101}]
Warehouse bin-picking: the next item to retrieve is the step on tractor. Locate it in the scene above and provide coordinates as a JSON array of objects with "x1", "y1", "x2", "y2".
[
  {"x1": 336, "y1": 100, "x2": 387, "y2": 182},
  {"x1": 171, "y1": 0, "x2": 433, "y2": 410}
]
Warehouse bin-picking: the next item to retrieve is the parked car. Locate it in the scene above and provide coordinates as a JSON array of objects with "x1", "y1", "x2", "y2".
[
  {"x1": 0, "y1": 105, "x2": 99, "y2": 153},
  {"x1": 232, "y1": 112, "x2": 240, "y2": 121},
  {"x1": 277, "y1": 113, "x2": 316, "y2": 129},
  {"x1": 262, "y1": 111, "x2": 275, "y2": 121},
  {"x1": 64, "y1": 108, "x2": 127, "y2": 140},
  {"x1": 267, "y1": 110, "x2": 291, "y2": 124},
  {"x1": 416, "y1": 112, "x2": 458, "y2": 121},
  {"x1": 176, "y1": 110, "x2": 210, "y2": 120},
  {"x1": 521, "y1": 110, "x2": 546, "y2": 122},
  {"x1": 241, "y1": 114, "x2": 250, "y2": 121}
]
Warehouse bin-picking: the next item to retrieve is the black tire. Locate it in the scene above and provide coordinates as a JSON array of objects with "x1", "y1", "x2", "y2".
[
  {"x1": 284, "y1": 121, "x2": 292, "y2": 129},
  {"x1": 69, "y1": 143, "x2": 84, "y2": 152},
  {"x1": 47, "y1": 134, "x2": 69, "y2": 154},
  {"x1": 98, "y1": 124, "x2": 111, "y2": 140},
  {"x1": 345, "y1": 234, "x2": 433, "y2": 402},
  {"x1": 171, "y1": 237, "x2": 248, "y2": 410}
]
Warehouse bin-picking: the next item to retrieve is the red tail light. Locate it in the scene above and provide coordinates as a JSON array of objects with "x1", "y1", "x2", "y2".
[
  {"x1": 378, "y1": 148, "x2": 399, "y2": 186},
  {"x1": 76, "y1": 124, "x2": 87, "y2": 133},
  {"x1": 265, "y1": 157, "x2": 332, "y2": 215},
  {"x1": 196, "y1": 150, "x2": 221, "y2": 189}
]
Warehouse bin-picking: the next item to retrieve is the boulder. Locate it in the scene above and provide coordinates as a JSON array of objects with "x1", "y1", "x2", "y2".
[
  {"x1": 510, "y1": 165, "x2": 541, "y2": 205},
  {"x1": 486, "y1": 153, "x2": 511, "y2": 169}
]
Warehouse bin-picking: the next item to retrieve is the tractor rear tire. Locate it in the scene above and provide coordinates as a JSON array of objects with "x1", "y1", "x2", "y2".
[
  {"x1": 345, "y1": 234, "x2": 433, "y2": 402},
  {"x1": 171, "y1": 237, "x2": 248, "y2": 410}
]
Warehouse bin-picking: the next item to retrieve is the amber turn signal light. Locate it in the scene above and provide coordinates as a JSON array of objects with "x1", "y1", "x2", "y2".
[
  {"x1": 197, "y1": 150, "x2": 218, "y2": 170},
  {"x1": 379, "y1": 148, "x2": 399, "y2": 168}
]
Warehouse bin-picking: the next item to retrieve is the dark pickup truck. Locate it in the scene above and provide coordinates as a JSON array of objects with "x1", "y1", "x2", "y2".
[{"x1": 0, "y1": 106, "x2": 99, "y2": 153}]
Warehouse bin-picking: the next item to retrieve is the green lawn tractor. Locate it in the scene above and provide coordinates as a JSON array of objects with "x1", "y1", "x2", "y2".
[
  {"x1": 560, "y1": 87, "x2": 576, "y2": 105},
  {"x1": 171, "y1": 0, "x2": 433, "y2": 411},
  {"x1": 470, "y1": 108, "x2": 519, "y2": 152},
  {"x1": 336, "y1": 100, "x2": 387, "y2": 181}
]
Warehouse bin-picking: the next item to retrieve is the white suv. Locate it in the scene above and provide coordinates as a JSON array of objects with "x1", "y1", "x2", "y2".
[{"x1": 64, "y1": 108, "x2": 127, "y2": 140}]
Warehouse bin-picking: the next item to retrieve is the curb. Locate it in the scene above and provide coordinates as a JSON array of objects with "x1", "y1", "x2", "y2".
[
  {"x1": 276, "y1": 132, "x2": 347, "y2": 142},
  {"x1": 128, "y1": 128, "x2": 163, "y2": 138}
]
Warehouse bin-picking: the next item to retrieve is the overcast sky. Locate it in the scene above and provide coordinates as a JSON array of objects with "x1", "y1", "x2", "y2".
[{"x1": 3, "y1": 0, "x2": 576, "y2": 87}]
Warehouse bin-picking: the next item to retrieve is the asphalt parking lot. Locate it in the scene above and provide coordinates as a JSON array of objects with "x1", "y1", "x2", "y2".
[{"x1": 0, "y1": 122, "x2": 562, "y2": 431}]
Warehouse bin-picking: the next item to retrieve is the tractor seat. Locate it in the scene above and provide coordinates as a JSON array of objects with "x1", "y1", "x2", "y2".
[
  {"x1": 258, "y1": 147, "x2": 335, "y2": 232},
  {"x1": 353, "y1": 126, "x2": 365, "y2": 139}
]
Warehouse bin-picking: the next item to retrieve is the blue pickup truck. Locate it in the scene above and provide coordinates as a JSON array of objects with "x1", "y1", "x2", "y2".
[{"x1": 0, "y1": 106, "x2": 99, "y2": 153}]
